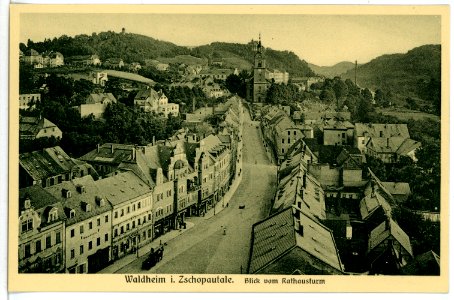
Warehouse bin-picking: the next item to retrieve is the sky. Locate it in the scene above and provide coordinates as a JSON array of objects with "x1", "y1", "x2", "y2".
[{"x1": 20, "y1": 12, "x2": 441, "y2": 67}]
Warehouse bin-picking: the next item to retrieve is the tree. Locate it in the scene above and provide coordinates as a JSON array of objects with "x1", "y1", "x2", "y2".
[{"x1": 319, "y1": 88, "x2": 336, "y2": 103}]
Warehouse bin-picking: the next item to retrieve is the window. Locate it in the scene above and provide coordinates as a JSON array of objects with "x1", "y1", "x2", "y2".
[
  {"x1": 148, "y1": 229, "x2": 152, "y2": 238},
  {"x1": 138, "y1": 218, "x2": 142, "y2": 225},
  {"x1": 35, "y1": 240, "x2": 42, "y2": 253},
  {"x1": 127, "y1": 206, "x2": 130, "y2": 214},
  {"x1": 105, "y1": 233, "x2": 108, "y2": 242},
  {"x1": 121, "y1": 209, "x2": 124, "y2": 217},
  {"x1": 294, "y1": 131, "x2": 297, "y2": 135},
  {"x1": 120, "y1": 226, "x2": 124, "y2": 234},
  {"x1": 97, "y1": 237, "x2": 100, "y2": 246},
  {"x1": 46, "y1": 235, "x2": 52, "y2": 248},
  {"x1": 282, "y1": 138, "x2": 285, "y2": 143},
  {"x1": 21, "y1": 219, "x2": 33, "y2": 233},
  {"x1": 24, "y1": 243, "x2": 31, "y2": 258},
  {"x1": 288, "y1": 138, "x2": 290, "y2": 143},
  {"x1": 70, "y1": 249, "x2": 75, "y2": 259},
  {"x1": 97, "y1": 218, "x2": 101, "y2": 226},
  {"x1": 89, "y1": 222, "x2": 93, "y2": 230},
  {"x1": 80, "y1": 225, "x2": 84, "y2": 234},
  {"x1": 148, "y1": 214, "x2": 152, "y2": 221},
  {"x1": 114, "y1": 211, "x2": 118, "y2": 219},
  {"x1": 70, "y1": 229, "x2": 75, "y2": 237},
  {"x1": 138, "y1": 202, "x2": 141, "y2": 209},
  {"x1": 282, "y1": 148, "x2": 285, "y2": 154},
  {"x1": 126, "y1": 223, "x2": 130, "y2": 231},
  {"x1": 132, "y1": 204, "x2": 135, "y2": 211},
  {"x1": 78, "y1": 264, "x2": 85, "y2": 274},
  {"x1": 80, "y1": 245, "x2": 84, "y2": 255},
  {"x1": 114, "y1": 229, "x2": 118, "y2": 237},
  {"x1": 132, "y1": 221, "x2": 135, "y2": 228},
  {"x1": 105, "y1": 215, "x2": 109, "y2": 223},
  {"x1": 88, "y1": 241, "x2": 92, "y2": 250}
]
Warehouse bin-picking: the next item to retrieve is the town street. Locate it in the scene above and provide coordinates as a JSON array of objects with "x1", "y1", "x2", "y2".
[{"x1": 117, "y1": 106, "x2": 277, "y2": 274}]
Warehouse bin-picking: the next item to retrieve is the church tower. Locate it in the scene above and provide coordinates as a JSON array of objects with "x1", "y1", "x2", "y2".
[{"x1": 253, "y1": 34, "x2": 268, "y2": 103}]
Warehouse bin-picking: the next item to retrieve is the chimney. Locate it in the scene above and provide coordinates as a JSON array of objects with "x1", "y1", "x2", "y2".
[
  {"x1": 132, "y1": 147, "x2": 136, "y2": 160},
  {"x1": 153, "y1": 136, "x2": 156, "y2": 145},
  {"x1": 111, "y1": 144, "x2": 114, "y2": 154},
  {"x1": 97, "y1": 144, "x2": 100, "y2": 153}
]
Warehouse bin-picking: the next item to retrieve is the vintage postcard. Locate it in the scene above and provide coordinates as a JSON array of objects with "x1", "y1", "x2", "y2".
[{"x1": 8, "y1": 4, "x2": 449, "y2": 293}]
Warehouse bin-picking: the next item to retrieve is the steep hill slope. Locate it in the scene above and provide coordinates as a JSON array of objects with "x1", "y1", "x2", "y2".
[
  {"x1": 308, "y1": 61, "x2": 356, "y2": 78},
  {"x1": 341, "y1": 44, "x2": 441, "y2": 104},
  {"x1": 191, "y1": 42, "x2": 315, "y2": 77}
]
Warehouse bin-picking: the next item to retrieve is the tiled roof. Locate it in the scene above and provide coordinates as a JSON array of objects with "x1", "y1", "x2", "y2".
[
  {"x1": 86, "y1": 93, "x2": 117, "y2": 104},
  {"x1": 19, "y1": 185, "x2": 67, "y2": 226},
  {"x1": 248, "y1": 208, "x2": 296, "y2": 273},
  {"x1": 355, "y1": 123, "x2": 410, "y2": 139},
  {"x1": 381, "y1": 182, "x2": 411, "y2": 197},
  {"x1": 401, "y1": 250, "x2": 440, "y2": 275},
  {"x1": 44, "y1": 175, "x2": 112, "y2": 226},
  {"x1": 359, "y1": 191, "x2": 392, "y2": 220},
  {"x1": 19, "y1": 117, "x2": 59, "y2": 137},
  {"x1": 20, "y1": 146, "x2": 80, "y2": 181},
  {"x1": 95, "y1": 171, "x2": 152, "y2": 206},
  {"x1": 79, "y1": 143, "x2": 135, "y2": 165},
  {"x1": 368, "y1": 219, "x2": 413, "y2": 257}
]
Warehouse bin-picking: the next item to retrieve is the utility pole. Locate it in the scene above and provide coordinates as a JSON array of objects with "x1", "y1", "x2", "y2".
[{"x1": 354, "y1": 60, "x2": 358, "y2": 86}]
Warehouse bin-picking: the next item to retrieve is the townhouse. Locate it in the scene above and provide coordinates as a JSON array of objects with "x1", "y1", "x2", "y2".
[
  {"x1": 18, "y1": 186, "x2": 66, "y2": 273},
  {"x1": 95, "y1": 171, "x2": 153, "y2": 260},
  {"x1": 45, "y1": 176, "x2": 112, "y2": 273}
]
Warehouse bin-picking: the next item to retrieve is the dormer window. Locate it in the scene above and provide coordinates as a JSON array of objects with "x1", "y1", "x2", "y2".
[
  {"x1": 95, "y1": 196, "x2": 105, "y2": 207},
  {"x1": 48, "y1": 207, "x2": 58, "y2": 223},
  {"x1": 69, "y1": 209, "x2": 76, "y2": 218},
  {"x1": 82, "y1": 202, "x2": 92, "y2": 212},
  {"x1": 62, "y1": 189, "x2": 71, "y2": 198},
  {"x1": 21, "y1": 218, "x2": 33, "y2": 233},
  {"x1": 24, "y1": 198, "x2": 32, "y2": 209},
  {"x1": 77, "y1": 185, "x2": 85, "y2": 194}
]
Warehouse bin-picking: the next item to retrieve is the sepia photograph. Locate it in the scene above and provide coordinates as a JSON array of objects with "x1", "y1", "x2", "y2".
[{"x1": 8, "y1": 4, "x2": 450, "y2": 293}]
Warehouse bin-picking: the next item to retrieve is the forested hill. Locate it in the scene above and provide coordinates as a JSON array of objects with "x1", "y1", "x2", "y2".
[
  {"x1": 192, "y1": 42, "x2": 315, "y2": 77},
  {"x1": 21, "y1": 31, "x2": 191, "y2": 63},
  {"x1": 22, "y1": 31, "x2": 315, "y2": 77},
  {"x1": 308, "y1": 61, "x2": 356, "y2": 78},
  {"x1": 342, "y1": 44, "x2": 441, "y2": 106}
]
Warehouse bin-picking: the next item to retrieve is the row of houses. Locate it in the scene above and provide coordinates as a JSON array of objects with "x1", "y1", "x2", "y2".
[
  {"x1": 18, "y1": 96, "x2": 244, "y2": 274},
  {"x1": 247, "y1": 138, "x2": 439, "y2": 275},
  {"x1": 21, "y1": 49, "x2": 65, "y2": 68},
  {"x1": 261, "y1": 106, "x2": 421, "y2": 165}
]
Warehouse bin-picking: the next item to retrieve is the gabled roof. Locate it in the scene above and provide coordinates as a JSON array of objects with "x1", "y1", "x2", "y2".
[
  {"x1": 381, "y1": 182, "x2": 411, "y2": 197},
  {"x1": 19, "y1": 117, "x2": 59, "y2": 137},
  {"x1": 86, "y1": 93, "x2": 117, "y2": 104},
  {"x1": 248, "y1": 206, "x2": 343, "y2": 274},
  {"x1": 401, "y1": 250, "x2": 440, "y2": 275},
  {"x1": 359, "y1": 191, "x2": 392, "y2": 220},
  {"x1": 20, "y1": 146, "x2": 86, "y2": 182},
  {"x1": 367, "y1": 137, "x2": 420, "y2": 155},
  {"x1": 44, "y1": 175, "x2": 112, "y2": 225},
  {"x1": 368, "y1": 218, "x2": 413, "y2": 257},
  {"x1": 355, "y1": 123, "x2": 410, "y2": 139},
  {"x1": 95, "y1": 171, "x2": 152, "y2": 206},
  {"x1": 79, "y1": 143, "x2": 135, "y2": 165}
]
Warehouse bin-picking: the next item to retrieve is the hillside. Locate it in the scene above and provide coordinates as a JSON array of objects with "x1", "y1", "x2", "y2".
[
  {"x1": 21, "y1": 31, "x2": 191, "y2": 63},
  {"x1": 308, "y1": 61, "x2": 356, "y2": 78},
  {"x1": 191, "y1": 42, "x2": 314, "y2": 77},
  {"x1": 341, "y1": 44, "x2": 441, "y2": 110}
]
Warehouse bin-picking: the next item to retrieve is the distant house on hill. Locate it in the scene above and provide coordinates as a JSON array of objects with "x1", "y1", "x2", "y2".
[
  {"x1": 19, "y1": 116, "x2": 62, "y2": 141},
  {"x1": 89, "y1": 72, "x2": 108, "y2": 86},
  {"x1": 144, "y1": 59, "x2": 169, "y2": 71},
  {"x1": 266, "y1": 69, "x2": 289, "y2": 84},
  {"x1": 77, "y1": 93, "x2": 117, "y2": 119},
  {"x1": 365, "y1": 136, "x2": 421, "y2": 163},
  {"x1": 67, "y1": 54, "x2": 101, "y2": 66},
  {"x1": 19, "y1": 93, "x2": 41, "y2": 110},
  {"x1": 134, "y1": 88, "x2": 179, "y2": 117},
  {"x1": 23, "y1": 49, "x2": 44, "y2": 66},
  {"x1": 46, "y1": 51, "x2": 64, "y2": 67},
  {"x1": 354, "y1": 123, "x2": 410, "y2": 153}
]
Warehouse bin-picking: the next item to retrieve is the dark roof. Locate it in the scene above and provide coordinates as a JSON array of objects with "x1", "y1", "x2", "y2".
[
  {"x1": 19, "y1": 117, "x2": 59, "y2": 137},
  {"x1": 401, "y1": 251, "x2": 440, "y2": 275},
  {"x1": 79, "y1": 143, "x2": 134, "y2": 165},
  {"x1": 20, "y1": 146, "x2": 80, "y2": 181},
  {"x1": 19, "y1": 185, "x2": 67, "y2": 225}
]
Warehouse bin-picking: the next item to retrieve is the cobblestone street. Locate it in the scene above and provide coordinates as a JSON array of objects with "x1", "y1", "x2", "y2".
[{"x1": 116, "y1": 106, "x2": 277, "y2": 274}]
